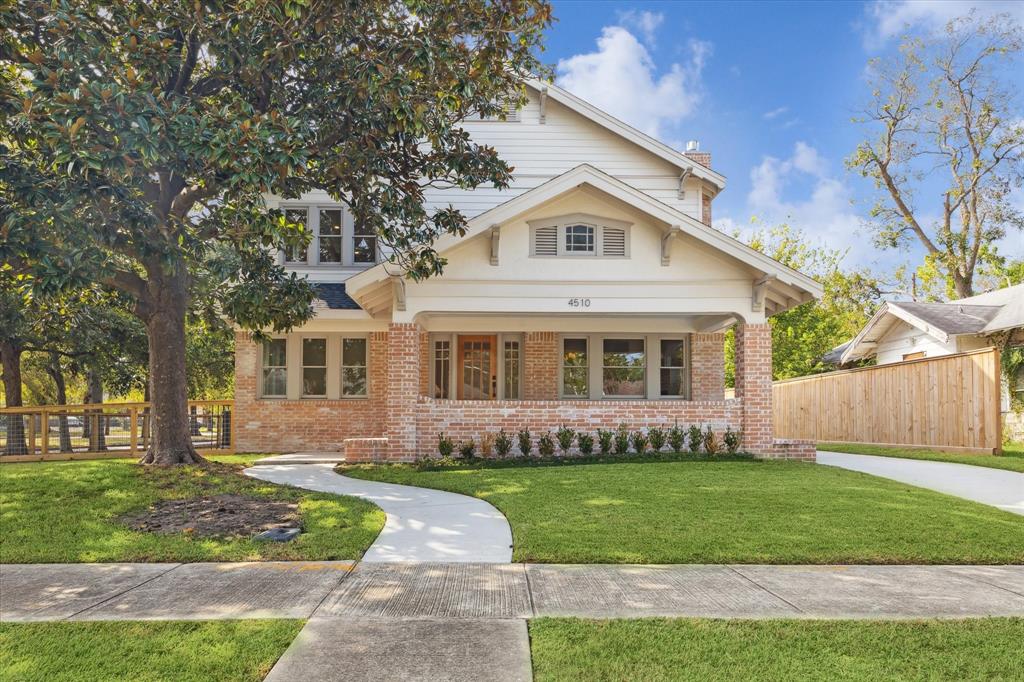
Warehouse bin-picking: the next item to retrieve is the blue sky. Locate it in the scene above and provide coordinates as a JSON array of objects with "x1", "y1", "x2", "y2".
[{"x1": 540, "y1": 0, "x2": 1024, "y2": 273}]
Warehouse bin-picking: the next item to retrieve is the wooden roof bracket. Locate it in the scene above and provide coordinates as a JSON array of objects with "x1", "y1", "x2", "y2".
[
  {"x1": 677, "y1": 167, "x2": 692, "y2": 199},
  {"x1": 661, "y1": 227, "x2": 679, "y2": 266},
  {"x1": 752, "y1": 275, "x2": 776, "y2": 313},
  {"x1": 489, "y1": 224, "x2": 501, "y2": 265},
  {"x1": 391, "y1": 276, "x2": 406, "y2": 312},
  {"x1": 539, "y1": 85, "x2": 548, "y2": 124}
]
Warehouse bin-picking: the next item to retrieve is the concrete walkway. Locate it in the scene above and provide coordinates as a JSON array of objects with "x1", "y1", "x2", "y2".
[
  {"x1": 818, "y1": 451, "x2": 1024, "y2": 515},
  {"x1": 4, "y1": 561, "x2": 1024, "y2": 622},
  {"x1": 243, "y1": 464, "x2": 513, "y2": 562}
]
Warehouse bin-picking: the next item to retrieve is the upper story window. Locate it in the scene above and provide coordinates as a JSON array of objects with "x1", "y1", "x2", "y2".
[
  {"x1": 529, "y1": 214, "x2": 631, "y2": 258},
  {"x1": 279, "y1": 204, "x2": 378, "y2": 268}
]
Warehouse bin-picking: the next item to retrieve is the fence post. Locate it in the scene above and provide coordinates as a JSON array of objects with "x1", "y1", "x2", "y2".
[
  {"x1": 129, "y1": 407, "x2": 138, "y2": 456},
  {"x1": 27, "y1": 412, "x2": 37, "y2": 457},
  {"x1": 40, "y1": 409, "x2": 48, "y2": 457}
]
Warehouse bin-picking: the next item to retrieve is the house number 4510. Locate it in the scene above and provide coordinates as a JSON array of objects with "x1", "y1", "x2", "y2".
[{"x1": 567, "y1": 298, "x2": 592, "y2": 308}]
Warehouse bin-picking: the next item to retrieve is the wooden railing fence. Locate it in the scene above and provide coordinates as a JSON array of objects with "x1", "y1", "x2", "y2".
[
  {"x1": 773, "y1": 348, "x2": 1002, "y2": 454},
  {"x1": 0, "y1": 400, "x2": 235, "y2": 462}
]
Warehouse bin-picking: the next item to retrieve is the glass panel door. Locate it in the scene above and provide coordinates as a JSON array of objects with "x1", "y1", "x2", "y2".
[{"x1": 458, "y1": 335, "x2": 497, "y2": 400}]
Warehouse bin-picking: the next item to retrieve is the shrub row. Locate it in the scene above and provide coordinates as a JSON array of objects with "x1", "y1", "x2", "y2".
[{"x1": 433, "y1": 423, "x2": 742, "y2": 461}]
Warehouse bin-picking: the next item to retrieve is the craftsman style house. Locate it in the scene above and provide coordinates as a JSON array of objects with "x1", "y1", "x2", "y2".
[{"x1": 234, "y1": 80, "x2": 822, "y2": 460}]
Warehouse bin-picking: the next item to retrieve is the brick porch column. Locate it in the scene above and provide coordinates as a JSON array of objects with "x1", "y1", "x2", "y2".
[
  {"x1": 691, "y1": 332, "x2": 725, "y2": 401},
  {"x1": 386, "y1": 322, "x2": 423, "y2": 460},
  {"x1": 734, "y1": 323, "x2": 772, "y2": 455},
  {"x1": 524, "y1": 332, "x2": 559, "y2": 400}
]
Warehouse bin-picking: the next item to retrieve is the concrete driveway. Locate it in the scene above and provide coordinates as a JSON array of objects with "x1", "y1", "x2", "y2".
[{"x1": 817, "y1": 451, "x2": 1024, "y2": 516}]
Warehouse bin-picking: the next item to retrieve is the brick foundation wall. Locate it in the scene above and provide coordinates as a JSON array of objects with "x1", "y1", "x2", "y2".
[
  {"x1": 691, "y1": 333, "x2": 725, "y2": 401},
  {"x1": 234, "y1": 331, "x2": 388, "y2": 452},
  {"x1": 523, "y1": 332, "x2": 559, "y2": 400},
  {"x1": 415, "y1": 397, "x2": 742, "y2": 458}
]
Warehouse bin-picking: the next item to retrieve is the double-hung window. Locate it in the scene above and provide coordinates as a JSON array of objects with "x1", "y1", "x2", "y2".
[
  {"x1": 318, "y1": 209, "x2": 343, "y2": 264},
  {"x1": 602, "y1": 338, "x2": 645, "y2": 397},
  {"x1": 283, "y1": 208, "x2": 309, "y2": 263},
  {"x1": 261, "y1": 339, "x2": 287, "y2": 397},
  {"x1": 353, "y1": 222, "x2": 377, "y2": 264},
  {"x1": 562, "y1": 338, "x2": 589, "y2": 397},
  {"x1": 302, "y1": 338, "x2": 327, "y2": 398},
  {"x1": 660, "y1": 339, "x2": 688, "y2": 398},
  {"x1": 341, "y1": 338, "x2": 368, "y2": 397}
]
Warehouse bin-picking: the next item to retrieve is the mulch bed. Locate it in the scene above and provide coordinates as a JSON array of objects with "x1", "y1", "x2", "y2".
[{"x1": 119, "y1": 494, "x2": 300, "y2": 539}]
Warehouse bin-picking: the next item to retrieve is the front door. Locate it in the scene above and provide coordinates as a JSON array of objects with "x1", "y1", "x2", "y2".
[{"x1": 458, "y1": 335, "x2": 497, "y2": 400}]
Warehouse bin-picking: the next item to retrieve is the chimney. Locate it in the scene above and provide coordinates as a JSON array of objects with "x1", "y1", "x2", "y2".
[{"x1": 684, "y1": 139, "x2": 711, "y2": 169}]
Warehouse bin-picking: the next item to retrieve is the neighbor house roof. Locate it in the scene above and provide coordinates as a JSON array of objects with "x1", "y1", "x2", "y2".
[
  {"x1": 526, "y1": 79, "x2": 726, "y2": 191},
  {"x1": 832, "y1": 282, "x2": 1024, "y2": 365},
  {"x1": 344, "y1": 163, "x2": 822, "y2": 314}
]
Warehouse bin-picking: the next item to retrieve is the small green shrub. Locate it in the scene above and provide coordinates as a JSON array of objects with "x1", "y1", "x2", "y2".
[
  {"x1": 613, "y1": 424, "x2": 631, "y2": 455},
  {"x1": 597, "y1": 428, "x2": 614, "y2": 455},
  {"x1": 494, "y1": 429, "x2": 513, "y2": 458},
  {"x1": 703, "y1": 426, "x2": 720, "y2": 455},
  {"x1": 687, "y1": 424, "x2": 704, "y2": 453},
  {"x1": 537, "y1": 432, "x2": 556, "y2": 457},
  {"x1": 555, "y1": 425, "x2": 576, "y2": 455},
  {"x1": 648, "y1": 426, "x2": 666, "y2": 453},
  {"x1": 630, "y1": 430, "x2": 649, "y2": 455},
  {"x1": 577, "y1": 432, "x2": 595, "y2": 456},
  {"x1": 517, "y1": 429, "x2": 532, "y2": 457},
  {"x1": 667, "y1": 424, "x2": 685, "y2": 453},
  {"x1": 459, "y1": 439, "x2": 477, "y2": 460},
  {"x1": 438, "y1": 433, "x2": 455, "y2": 459},
  {"x1": 723, "y1": 427, "x2": 742, "y2": 454}
]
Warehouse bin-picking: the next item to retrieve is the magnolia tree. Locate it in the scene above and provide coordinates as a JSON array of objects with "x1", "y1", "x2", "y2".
[
  {"x1": 848, "y1": 12, "x2": 1024, "y2": 298},
  {"x1": 0, "y1": 0, "x2": 551, "y2": 464}
]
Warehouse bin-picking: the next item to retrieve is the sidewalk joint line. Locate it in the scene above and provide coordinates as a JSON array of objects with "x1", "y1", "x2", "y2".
[
  {"x1": 725, "y1": 565, "x2": 805, "y2": 614},
  {"x1": 966, "y1": 575, "x2": 1024, "y2": 600},
  {"x1": 522, "y1": 563, "x2": 538, "y2": 618},
  {"x1": 62, "y1": 563, "x2": 183, "y2": 621},
  {"x1": 309, "y1": 561, "x2": 360, "y2": 619}
]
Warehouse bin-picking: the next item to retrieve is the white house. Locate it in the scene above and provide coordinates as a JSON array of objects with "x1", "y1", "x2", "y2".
[{"x1": 233, "y1": 80, "x2": 823, "y2": 460}]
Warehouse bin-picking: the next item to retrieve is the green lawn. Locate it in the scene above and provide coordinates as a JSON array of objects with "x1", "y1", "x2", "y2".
[
  {"x1": 343, "y1": 460, "x2": 1024, "y2": 563},
  {"x1": 0, "y1": 457, "x2": 384, "y2": 563},
  {"x1": 0, "y1": 620, "x2": 302, "y2": 682},
  {"x1": 529, "y1": 618, "x2": 1024, "y2": 682},
  {"x1": 819, "y1": 442, "x2": 1024, "y2": 473}
]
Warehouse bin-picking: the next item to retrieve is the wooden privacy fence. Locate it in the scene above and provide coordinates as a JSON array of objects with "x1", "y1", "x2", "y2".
[
  {"x1": 773, "y1": 348, "x2": 1002, "y2": 454},
  {"x1": 0, "y1": 400, "x2": 235, "y2": 462}
]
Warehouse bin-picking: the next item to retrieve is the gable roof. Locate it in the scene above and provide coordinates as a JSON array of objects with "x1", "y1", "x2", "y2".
[
  {"x1": 345, "y1": 163, "x2": 821, "y2": 312},
  {"x1": 527, "y1": 79, "x2": 726, "y2": 190},
  {"x1": 835, "y1": 284, "x2": 1024, "y2": 365}
]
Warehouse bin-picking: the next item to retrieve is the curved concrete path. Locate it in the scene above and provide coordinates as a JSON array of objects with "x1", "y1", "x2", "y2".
[
  {"x1": 244, "y1": 464, "x2": 513, "y2": 562},
  {"x1": 818, "y1": 451, "x2": 1024, "y2": 516}
]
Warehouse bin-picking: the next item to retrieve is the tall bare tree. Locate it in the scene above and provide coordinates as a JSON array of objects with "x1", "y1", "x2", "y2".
[{"x1": 848, "y1": 12, "x2": 1024, "y2": 298}]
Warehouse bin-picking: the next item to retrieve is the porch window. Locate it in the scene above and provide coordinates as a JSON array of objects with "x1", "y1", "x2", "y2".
[
  {"x1": 283, "y1": 208, "x2": 308, "y2": 263},
  {"x1": 602, "y1": 338, "x2": 645, "y2": 397},
  {"x1": 353, "y1": 222, "x2": 377, "y2": 264},
  {"x1": 562, "y1": 338, "x2": 589, "y2": 397},
  {"x1": 660, "y1": 339, "x2": 687, "y2": 397},
  {"x1": 302, "y1": 338, "x2": 328, "y2": 397},
  {"x1": 341, "y1": 338, "x2": 368, "y2": 397},
  {"x1": 318, "y1": 209, "x2": 343, "y2": 263},
  {"x1": 564, "y1": 224, "x2": 595, "y2": 253},
  {"x1": 433, "y1": 340, "x2": 451, "y2": 398},
  {"x1": 504, "y1": 339, "x2": 521, "y2": 399},
  {"x1": 261, "y1": 339, "x2": 287, "y2": 397}
]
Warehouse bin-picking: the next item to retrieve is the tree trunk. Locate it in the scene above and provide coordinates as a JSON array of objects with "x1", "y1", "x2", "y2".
[
  {"x1": 1, "y1": 340, "x2": 27, "y2": 455},
  {"x1": 46, "y1": 352, "x2": 73, "y2": 452},
  {"x1": 86, "y1": 367, "x2": 106, "y2": 451},
  {"x1": 138, "y1": 268, "x2": 204, "y2": 465}
]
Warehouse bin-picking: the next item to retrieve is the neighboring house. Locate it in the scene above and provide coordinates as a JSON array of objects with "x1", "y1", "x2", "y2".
[
  {"x1": 234, "y1": 80, "x2": 823, "y2": 460},
  {"x1": 826, "y1": 283, "x2": 1024, "y2": 440}
]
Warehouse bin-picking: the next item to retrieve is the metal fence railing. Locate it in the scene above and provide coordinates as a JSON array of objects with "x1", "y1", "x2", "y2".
[{"x1": 0, "y1": 400, "x2": 234, "y2": 461}]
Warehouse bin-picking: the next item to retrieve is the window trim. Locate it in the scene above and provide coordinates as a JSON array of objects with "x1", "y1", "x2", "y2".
[
  {"x1": 300, "y1": 336, "x2": 329, "y2": 399},
  {"x1": 600, "y1": 337, "x2": 647, "y2": 399},
  {"x1": 528, "y1": 213, "x2": 632, "y2": 258},
  {"x1": 278, "y1": 203, "x2": 364, "y2": 267},
  {"x1": 316, "y1": 207, "x2": 345, "y2": 265},
  {"x1": 429, "y1": 333, "x2": 523, "y2": 401},
  {"x1": 259, "y1": 337, "x2": 289, "y2": 399},
  {"x1": 561, "y1": 336, "x2": 590, "y2": 399}
]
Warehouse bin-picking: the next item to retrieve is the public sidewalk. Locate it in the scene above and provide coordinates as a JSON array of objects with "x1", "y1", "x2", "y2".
[{"x1": 3, "y1": 561, "x2": 1023, "y2": 622}]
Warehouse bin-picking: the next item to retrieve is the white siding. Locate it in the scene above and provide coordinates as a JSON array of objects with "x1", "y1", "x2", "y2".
[{"x1": 874, "y1": 321, "x2": 958, "y2": 365}]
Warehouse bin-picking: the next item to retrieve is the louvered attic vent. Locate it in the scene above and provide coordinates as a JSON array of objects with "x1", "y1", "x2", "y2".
[
  {"x1": 534, "y1": 225, "x2": 557, "y2": 255},
  {"x1": 603, "y1": 227, "x2": 626, "y2": 257}
]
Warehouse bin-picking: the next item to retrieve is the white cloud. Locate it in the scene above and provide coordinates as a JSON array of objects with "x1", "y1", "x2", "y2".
[
  {"x1": 762, "y1": 106, "x2": 789, "y2": 120},
  {"x1": 616, "y1": 9, "x2": 664, "y2": 47},
  {"x1": 556, "y1": 26, "x2": 709, "y2": 141},
  {"x1": 741, "y1": 142, "x2": 875, "y2": 264},
  {"x1": 863, "y1": 0, "x2": 1024, "y2": 48}
]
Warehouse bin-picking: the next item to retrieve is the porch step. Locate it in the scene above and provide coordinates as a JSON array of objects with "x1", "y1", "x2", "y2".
[{"x1": 249, "y1": 452, "x2": 346, "y2": 466}]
